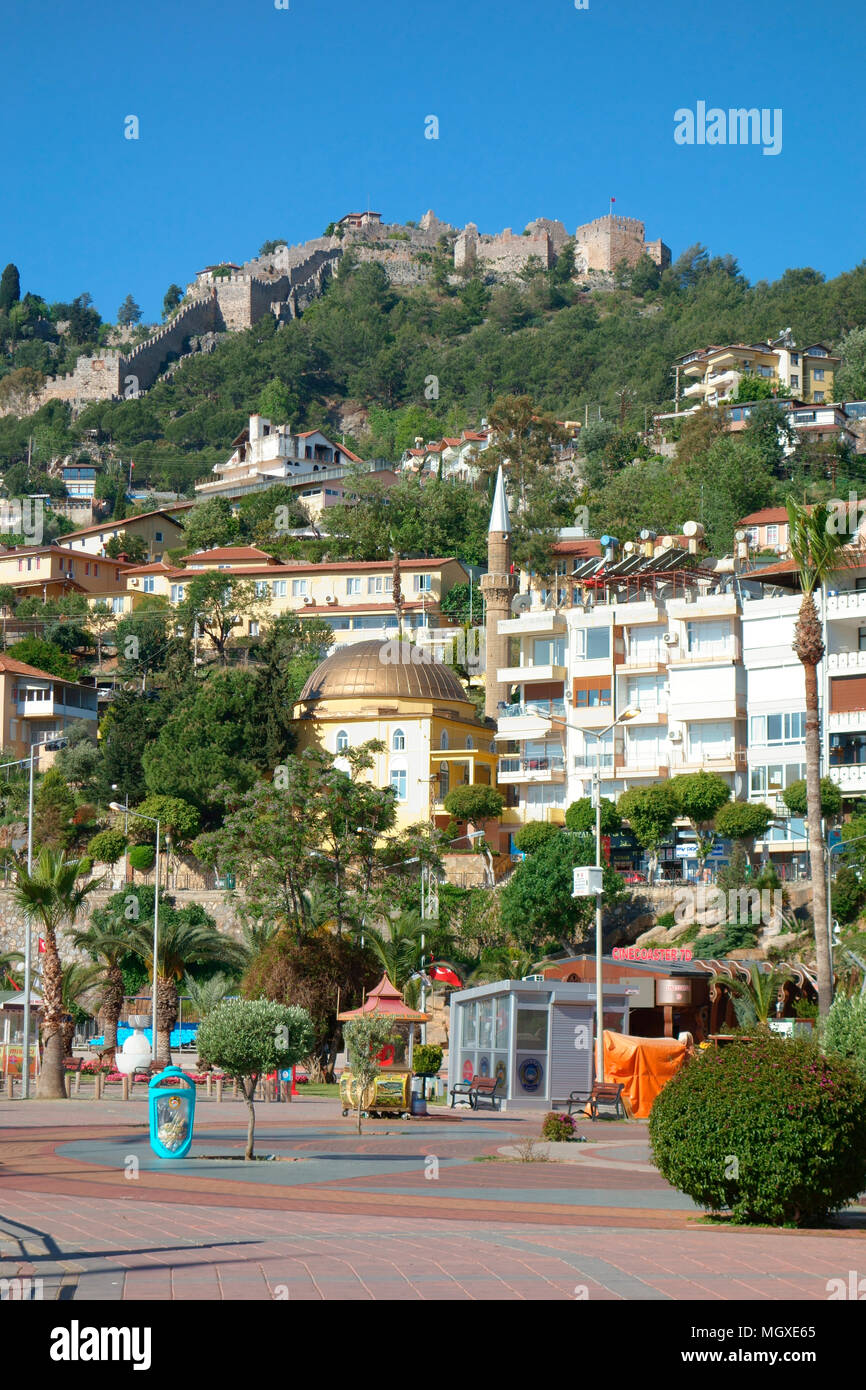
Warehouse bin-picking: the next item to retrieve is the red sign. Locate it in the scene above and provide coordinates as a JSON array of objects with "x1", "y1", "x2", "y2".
[{"x1": 602, "y1": 836, "x2": 611, "y2": 864}]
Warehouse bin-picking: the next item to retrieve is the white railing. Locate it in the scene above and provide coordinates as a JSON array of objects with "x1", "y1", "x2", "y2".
[
  {"x1": 827, "y1": 592, "x2": 866, "y2": 618},
  {"x1": 829, "y1": 710, "x2": 866, "y2": 732},
  {"x1": 827, "y1": 650, "x2": 866, "y2": 672}
]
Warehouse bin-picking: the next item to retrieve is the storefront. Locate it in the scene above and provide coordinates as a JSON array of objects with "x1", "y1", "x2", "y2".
[{"x1": 447, "y1": 978, "x2": 631, "y2": 1110}]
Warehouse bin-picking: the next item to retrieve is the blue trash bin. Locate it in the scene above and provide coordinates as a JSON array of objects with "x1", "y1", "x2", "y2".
[{"x1": 149, "y1": 1066, "x2": 196, "y2": 1159}]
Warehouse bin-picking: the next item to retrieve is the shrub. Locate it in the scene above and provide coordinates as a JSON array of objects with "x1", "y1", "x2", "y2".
[
  {"x1": 513, "y1": 822, "x2": 559, "y2": 854},
  {"x1": 649, "y1": 1035, "x2": 866, "y2": 1225},
  {"x1": 87, "y1": 828, "x2": 128, "y2": 864},
  {"x1": 443, "y1": 784, "x2": 504, "y2": 822},
  {"x1": 541, "y1": 1111, "x2": 576, "y2": 1142},
  {"x1": 412, "y1": 1044, "x2": 443, "y2": 1076},
  {"x1": 823, "y1": 993, "x2": 866, "y2": 1077},
  {"x1": 655, "y1": 911, "x2": 676, "y2": 928},
  {"x1": 128, "y1": 844, "x2": 155, "y2": 872}
]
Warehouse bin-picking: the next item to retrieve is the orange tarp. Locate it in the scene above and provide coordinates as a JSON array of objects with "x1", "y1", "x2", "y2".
[{"x1": 600, "y1": 1031, "x2": 688, "y2": 1118}]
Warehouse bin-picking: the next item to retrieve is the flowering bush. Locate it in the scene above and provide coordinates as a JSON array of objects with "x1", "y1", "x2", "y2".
[
  {"x1": 541, "y1": 1111, "x2": 577, "y2": 1142},
  {"x1": 649, "y1": 1035, "x2": 866, "y2": 1225}
]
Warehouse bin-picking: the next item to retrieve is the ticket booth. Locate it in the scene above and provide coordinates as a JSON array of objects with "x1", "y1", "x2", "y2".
[{"x1": 447, "y1": 978, "x2": 631, "y2": 1111}]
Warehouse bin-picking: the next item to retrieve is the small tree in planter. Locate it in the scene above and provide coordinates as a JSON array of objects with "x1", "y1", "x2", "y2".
[
  {"x1": 343, "y1": 1014, "x2": 397, "y2": 1134},
  {"x1": 196, "y1": 999, "x2": 314, "y2": 1159},
  {"x1": 412, "y1": 1043, "x2": 443, "y2": 1100}
]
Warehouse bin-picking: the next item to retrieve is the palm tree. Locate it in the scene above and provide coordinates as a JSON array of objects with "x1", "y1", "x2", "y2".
[
  {"x1": 786, "y1": 498, "x2": 848, "y2": 1014},
  {"x1": 11, "y1": 849, "x2": 103, "y2": 1098},
  {"x1": 364, "y1": 912, "x2": 425, "y2": 990},
  {"x1": 712, "y1": 965, "x2": 792, "y2": 1028},
  {"x1": 68, "y1": 920, "x2": 133, "y2": 1059},
  {"x1": 468, "y1": 945, "x2": 541, "y2": 984},
  {"x1": 182, "y1": 971, "x2": 233, "y2": 1022},
  {"x1": 120, "y1": 916, "x2": 243, "y2": 1063}
]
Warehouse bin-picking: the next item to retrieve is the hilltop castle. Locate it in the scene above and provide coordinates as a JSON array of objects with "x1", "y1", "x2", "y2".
[{"x1": 17, "y1": 206, "x2": 669, "y2": 418}]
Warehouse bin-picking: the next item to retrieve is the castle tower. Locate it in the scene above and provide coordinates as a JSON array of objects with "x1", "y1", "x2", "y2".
[{"x1": 481, "y1": 467, "x2": 518, "y2": 719}]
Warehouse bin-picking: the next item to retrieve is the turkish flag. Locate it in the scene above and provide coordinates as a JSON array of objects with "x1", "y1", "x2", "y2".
[
  {"x1": 38, "y1": 937, "x2": 46, "y2": 954},
  {"x1": 430, "y1": 963, "x2": 462, "y2": 988}
]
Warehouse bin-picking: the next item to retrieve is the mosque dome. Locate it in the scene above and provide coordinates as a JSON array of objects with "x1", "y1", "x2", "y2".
[{"x1": 297, "y1": 639, "x2": 469, "y2": 704}]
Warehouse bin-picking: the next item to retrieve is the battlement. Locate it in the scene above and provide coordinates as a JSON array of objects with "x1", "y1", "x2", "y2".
[{"x1": 574, "y1": 212, "x2": 670, "y2": 275}]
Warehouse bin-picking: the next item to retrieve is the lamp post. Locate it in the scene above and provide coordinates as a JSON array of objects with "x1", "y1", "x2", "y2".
[
  {"x1": 544, "y1": 705, "x2": 640, "y2": 1082},
  {"x1": 111, "y1": 803, "x2": 161, "y2": 1066}
]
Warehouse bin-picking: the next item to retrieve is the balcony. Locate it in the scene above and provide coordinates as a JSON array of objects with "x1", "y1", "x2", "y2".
[
  {"x1": 622, "y1": 646, "x2": 666, "y2": 669},
  {"x1": 495, "y1": 699, "x2": 566, "y2": 741},
  {"x1": 826, "y1": 592, "x2": 866, "y2": 619},
  {"x1": 827, "y1": 650, "x2": 866, "y2": 673},
  {"x1": 667, "y1": 639, "x2": 741, "y2": 665},
  {"x1": 829, "y1": 764, "x2": 866, "y2": 793},
  {"x1": 682, "y1": 381, "x2": 708, "y2": 399},
  {"x1": 829, "y1": 710, "x2": 866, "y2": 733},
  {"x1": 498, "y1": 610, "x2": 567, "y2": 636},
  {"x1": 497, "y1": 663, "x2": 567, "y2": 685},
  {"x1": 497, "y1": 755, "x2": 566, "y2": 784}
]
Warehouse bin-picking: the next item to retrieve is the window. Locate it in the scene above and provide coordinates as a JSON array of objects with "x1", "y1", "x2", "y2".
[
  {"x1": 85, "y1": 562, "x2": 90, "y2": 575},
  {"x1": 858, "y1": 626, "x2": 866, "y2": 652},
  {"x1": 813, "y1": 369, "x2": 825, "y2": 381},
  {"x1": 392, "y1": 728, "x2": 405, "y2": 751},
  {"x1": 533, "y1": 637, "x2": 566, "y2": 666},
  {"x1": 170, "y1": 584, "x2": 185, "y2": 603},
  {"x1": 440, "y1": 730, "x2": 449, "y2": 750},
  {"x1": 346, "y1": 577, "x2": 361, "y2": 595},
  {"x1": 814, "y1": 392, "x2": 825, "y2": 403},
  {"x1": 143, "y1": 577, "x2": 155, "y2": 594},
  {"x1": 790, "y1": 374, "x2": 799, "y2": 389},
  {"x1": 791, "y1": 352, "x2": 799, "y2": 365},
  {"x1": 575, "y1": 686, "x2": 611, "y2": 707},
  {"x1": 291, "y1": 579, "x2": 307, "y2": 596},
  {"x1": 254, "y1": 581, "x2": 270, "y2": 597},
  {"x1": 273, "y1": 580, "x2": 287, "y2": 597},
  {"x1": 766, "y1": 525, "x2": 778, "y2": 545},
  {"x1": 390, "y1": 768, "x2": 407, "y2": 800},
  {"x1": 155, "y1": 531, "x2": 163, "y2": 543},
  {"x1": 249, "y1": 621, "x2": 260, "y2": 637},
  {"x1": 111, "y1": 597, "x2": 125, "y2": 614},
  {"x1": 465, "y1": 736, "x2": 474, "y2": 750},
  {"x1": 413, "y1": 573, "x2": 432, "y2": 592},
  {"x1": 575, "y1": 628, "x2": 610, "y2": 660},
  {"x1": 336, "y1": 730, "x2": 349, "y2": 752}
]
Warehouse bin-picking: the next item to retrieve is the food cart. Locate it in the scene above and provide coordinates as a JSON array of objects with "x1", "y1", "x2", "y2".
[{"x1": 337, "y1": 975, "x2": 430, "y2": 1118}]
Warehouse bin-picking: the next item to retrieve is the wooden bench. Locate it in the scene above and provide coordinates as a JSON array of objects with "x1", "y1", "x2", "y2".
[
  {"x1": 450, "y1": 1075, "x2": 503, "y2": 1110},
  {"x1": 567, "y1": 1081, "x2": 626, "y2": 1120}
]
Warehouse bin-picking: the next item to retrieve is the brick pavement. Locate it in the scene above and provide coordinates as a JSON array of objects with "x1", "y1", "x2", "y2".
[{"x1": 1, "y1": 1095, "x2": 864, "y2": 1301}]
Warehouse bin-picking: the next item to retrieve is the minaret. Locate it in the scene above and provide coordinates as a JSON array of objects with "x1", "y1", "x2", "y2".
[{"x1": 481, "y1": 466, "x2": 518, "y2": 719}]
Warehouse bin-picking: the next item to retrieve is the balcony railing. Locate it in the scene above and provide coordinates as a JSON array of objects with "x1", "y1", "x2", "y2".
[
  {"x1": 498, "y1": 756, "x2": 566, "y2": 777},
  {"x1": 498, "y1": 699, "x2": 566, "y2": 721}
]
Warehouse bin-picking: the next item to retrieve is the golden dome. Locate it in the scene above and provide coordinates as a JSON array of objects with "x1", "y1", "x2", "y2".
[{"x1": 298, "y1": 639, "x2": 470, "y2": 704}]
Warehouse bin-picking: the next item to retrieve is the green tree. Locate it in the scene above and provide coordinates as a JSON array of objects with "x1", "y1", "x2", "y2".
[
  {"x1": 500, "y1": 832, "x2": 623, "y2": 950},
  {"x1": 782, "y1": 777, "x2": 842, "y2": 821},
  {"x1": 617, "y1": 784, "x2": 679, "y2": 882},
  {"x1": 258, "y1": 378, "x2": 293, "y2": 423},
  {"x1": 255, "y1": 611, "x2": 334, "y2": 767},
  {"x1": 513, "y1": 822, "x2": 560, "y2": 854},
  {"x1": 0, "y1": 263, "x2": 21, "y2": 314},
  {"x1": 54, "y1": 722, "x2": 101, "y2": 797},
  {"x1": 565, "y1": 797, "x2": 622, "y2": 835},
  {"x1": 669, "y1": 771, "x2": 731, "y2": 871},
  {"x1": 787, "y1": 498, "x2": 847, "y2": 1014},
  {"x1": 105, "y1": 533, "x2": 148, "y2": 562},
  {"x1": 181, "y1": 496, "x2": 240, "y2": 553},
  {"x1": 117, "y1": 295, "x2": 142, "y2": 328},
  {"x1": 131, "y1": 794, "x2": 201, "y2": 847},
  {"x1": 442, "y1": 785, "x2": 504, "y2": 824},
  {"x1": 12, "y1": 849, "x2": 103, "y2": 1097},
  {"x1": 197, "y1": 999, "x2": 314, "y2": 1157},
  {"x1": 86, "y1": 829, "x2": 128, "y2": 866},
  {"x1": 177, "y1": 571, "x2": 269, "y2": 664},
  {"x1": 835, "y1": 326, "x2": 866, "y2": 401},
  {"x1": 68, "y1": 917, "x2": 133, "y2": 1056},
  {"x1": 162, "y1": 284, "x2": 184, "y2": 319},
  {"x1": 33, "y1": 768, "x2": 77, "y2": 850},
  {"x1": 7, "y1": 636, "x2": 77, "y2": 680},
  {"x1": 343, "y1": 1013, "x2": 398, "y2": 1133},
  {"x1": 714, "y1": 801, "x2": 774, "y2": 869}
]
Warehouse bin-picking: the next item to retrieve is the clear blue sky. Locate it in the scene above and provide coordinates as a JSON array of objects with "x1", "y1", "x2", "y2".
[{"x1": 4, "y1": 0, "x2": 865, "y2": 322}]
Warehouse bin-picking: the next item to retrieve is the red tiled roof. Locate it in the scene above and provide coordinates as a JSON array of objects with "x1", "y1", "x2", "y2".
[
  {"x1": 125, "y1": 562, "x2": 184, "y2": 576},
  {"x1": 58, "y1": 509, "x2": 186, "y2": 539},
  {"x1": 552, "y1": 539, "x2": 602, "y2": 556},
  {"x1": 742, "y1": 558, "x2": 799, "y2": 581},
  {"x1": 738, "y1": 507, "x2": 796, "y2": 525},
  {"x1": 0, "y1": 655, "x2": 89, "y2": 685},
  {"x1": 299, "y1": 601, "x2": 430, "y2": 614},
  {"x1": 180, "y1": 546, "x2": 276, "y2": 564}
]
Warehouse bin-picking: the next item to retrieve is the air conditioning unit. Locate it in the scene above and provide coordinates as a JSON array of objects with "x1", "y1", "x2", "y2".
[
  {"x1": 325, "y1": 595, "x2": 336, "y2": 604},
  {"x1": 663, "y1": 633, "x2": 678, "y2": 645},
  {"x1": 669, "y1": 730, "x2": 683, "y2": 742},
  {"x1": 303, "y1": 596, "x2": 313, "y2": 605}
]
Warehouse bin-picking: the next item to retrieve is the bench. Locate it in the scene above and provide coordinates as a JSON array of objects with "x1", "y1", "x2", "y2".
[
  {"x1": 450, "y1": 1075, "x2": 502, "y2": 1110},
  {"x1": 567, "y1": 1081, "x2": 626, "y2": 1120}
]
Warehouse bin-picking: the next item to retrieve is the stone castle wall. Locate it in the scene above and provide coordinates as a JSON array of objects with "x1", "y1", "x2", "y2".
[{"x1": 575, "y1": 214, "x2": 671, "y2": 274}]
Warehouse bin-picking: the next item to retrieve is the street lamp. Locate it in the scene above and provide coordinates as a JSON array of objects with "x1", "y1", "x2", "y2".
[
  {"x1": 111, "y1": 802, "x2": 161, "y2": 1067},
  {"x1": 544, "y1": 704, "x2": 640, "y2": 1082}
]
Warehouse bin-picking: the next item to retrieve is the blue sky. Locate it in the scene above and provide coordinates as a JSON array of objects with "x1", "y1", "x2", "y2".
[{"x1": 4, "y1": 0, "x2": 865, "y2": 321}]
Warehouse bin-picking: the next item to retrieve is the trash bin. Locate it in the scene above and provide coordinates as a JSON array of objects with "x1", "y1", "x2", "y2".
[
  {"x1": 149, "y1": 1066, "x2": 196, "y2": 1158},
  {"x1": 410, "y1": 1075, "x2": 427, "y2": 1116}
]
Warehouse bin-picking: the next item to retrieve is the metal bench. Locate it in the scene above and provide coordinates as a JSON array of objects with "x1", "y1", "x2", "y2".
[
  {"x1": 567, "y1": 1081, "x2": 626, "y2": 1120},
  {"x1": 449, "y1": 1075, "x2": 503, "y2": 1110}
]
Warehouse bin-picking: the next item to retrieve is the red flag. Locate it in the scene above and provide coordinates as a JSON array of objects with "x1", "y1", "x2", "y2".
[
  {"x1": 430, "y1": 963, "x2": 462, "y2": 988},
  {"x1": 38, "y1": 937, "x2": 46, "y2": 954}
]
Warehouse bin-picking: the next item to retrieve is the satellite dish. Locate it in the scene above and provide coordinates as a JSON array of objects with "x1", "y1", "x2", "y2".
[
  {"x1": 623, "y1": 541, "x2": 636, "y2": 554},
  {"x1": 735, "y1": 530, "x2": 747, "y2": 542},
  {"x1": 511, "y1": 594, "x2": 531, "y2": 614}
]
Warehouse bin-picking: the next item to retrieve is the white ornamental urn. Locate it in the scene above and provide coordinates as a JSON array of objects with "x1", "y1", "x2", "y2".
[{"x1": 115, "y1": 1014, "x2": 152, "y2": 1075}]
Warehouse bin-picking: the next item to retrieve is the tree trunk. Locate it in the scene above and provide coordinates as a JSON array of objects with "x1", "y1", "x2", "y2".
[
  {"x1": 804, "y1": 660, "x2": 832, "y2": 1013},
  {"x1": 101, "y1": 964, "x2": 124, "y2": 1057},
  {"x1": 154, "y1": 976, "x2": 177, "y2": 1066},
  {"x1": 243, "y1": 1077, "x2": 256, "y2": 1159},
  {"x1": 36, "y1": 932, "x2": 67, "y2": 1099}
]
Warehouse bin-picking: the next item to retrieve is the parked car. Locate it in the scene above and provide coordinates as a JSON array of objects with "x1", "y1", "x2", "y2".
[{"x1": 621, "y1": 870, "x2": 647, "y2": 884}]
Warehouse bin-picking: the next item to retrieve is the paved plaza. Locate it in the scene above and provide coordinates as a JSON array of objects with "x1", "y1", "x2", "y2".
[{"x1": 1, "y1": 1094, "x2": 864, "y2": 1301}]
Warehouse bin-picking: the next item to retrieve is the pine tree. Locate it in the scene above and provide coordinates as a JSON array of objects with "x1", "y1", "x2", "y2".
[{"x1": 0, "y1": 263, "x2": 21, "y2": 314}]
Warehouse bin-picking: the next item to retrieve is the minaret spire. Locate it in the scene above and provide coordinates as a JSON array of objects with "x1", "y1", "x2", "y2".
[{"x1": 481, "y1": 467, "x2": 518, "y2": 719}]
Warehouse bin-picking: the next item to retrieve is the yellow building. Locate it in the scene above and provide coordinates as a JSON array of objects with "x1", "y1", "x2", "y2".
[
  {"x1": 0, "y1": 546, "x2": 134, "y2": 603},
  {"x1": 123, "y1": 549, "x2": 469, "y2": 648},
  {"x1": 0, "y1": 655, "x2": 97, "y2": 762},
  {"x1": 676, "y1": 336, "x2": 839, "y2": 410},
  {"x1": 293, "y1": 639, "x2": 503, "y2": 840},
  {"x1": 56, "y1": 508, "x2": 187, "y2": 561}
]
